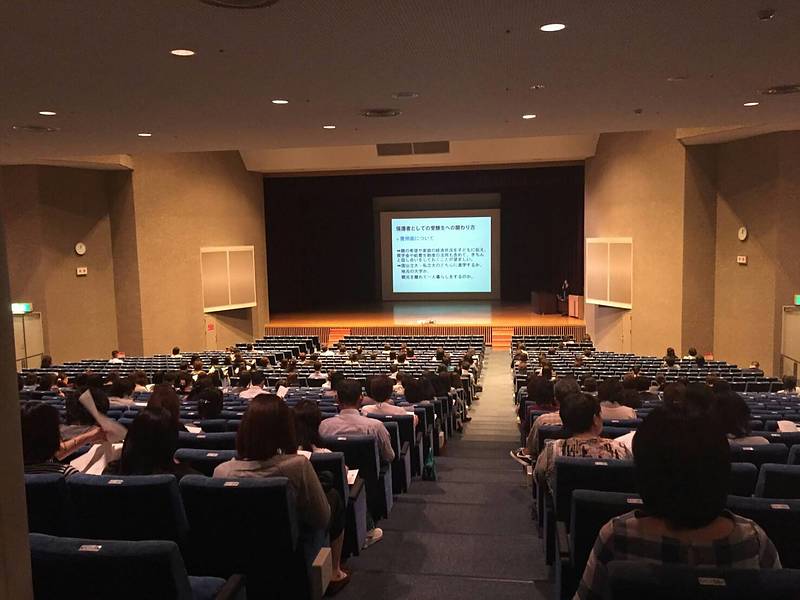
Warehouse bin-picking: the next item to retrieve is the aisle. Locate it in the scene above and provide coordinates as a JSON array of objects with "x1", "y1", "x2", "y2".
[{"x1": 338, "y1": 348, "x2": 552, "y2": 599}]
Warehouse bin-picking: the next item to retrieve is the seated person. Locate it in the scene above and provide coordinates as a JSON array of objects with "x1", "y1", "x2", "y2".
[
  {"x1": 108, "y1": 376, "x2": 137, "y2": 408},
  {"x1": 131, "y1": 370, "x2": 150, "y2": 393},
  {"x1": 105, "y1": 408, "x2": 199, "y2": 481},
  {"x1": 598, "y1": 379, "x2": 637, "y2": 420},
  {"x1": 575, "y1": 408, "x2": 781, "y2": 599},
  {"x1": 21, "y1": 402, "x2": 102, "y2": 476},
  {"x1": 534, "y1": 392, "x2": 631, "y2": 491},
  {"x1": 683, "y1": 347, "x2": 699, "y2": 360},
  {"x1": 361, "y1": 375, "x2": 419, "y2": 427},
  {"x1": 308, "y1": 361, "x2": 327, "y2": 380},
  {"x1": 777, "y1": 375, "x2": 798, "y2": 394},
  {"x1": 713, "y1": 390, "x2": 769, "y2": 445},
  {"x1": 214, "y1": 395, "x2": 345, "y2": 586},
  {"x1": 61, "y1": 386, "x2": 109, "y2": 442},
  {"x1": 238, "y1": 370, "x2": 266, "y2": 399},
  {"x1": 146, "y1": 384, "x2": 189, "y2": 432},
  {"x1": 194, "y1": 387, "x2": 224, "y2": 427}
]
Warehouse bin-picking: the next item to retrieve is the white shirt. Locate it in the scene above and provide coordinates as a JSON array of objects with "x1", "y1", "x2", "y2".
[
  {"x1": 361, "y1": 402, "x2": 419, "y2": 426},
  {"x1": 309, "y1": 371, "x2": 327, "y2": 380},
  {"x1": 108, "y1": 358, "x2": 123, "y2": 364},
  {"x1": 238, "y1": 385, "x2": 266, "y2": 400}
]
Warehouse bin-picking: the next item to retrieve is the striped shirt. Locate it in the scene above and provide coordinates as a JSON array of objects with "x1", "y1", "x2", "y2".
[
  {"x1": 25, "y1": 461, "x2": 79, "y2": 478},
  {"x1": 574, "y1": 510, "x2": 781, "y2": 600}
]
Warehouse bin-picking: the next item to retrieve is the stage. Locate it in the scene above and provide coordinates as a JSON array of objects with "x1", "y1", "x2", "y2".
[{"x1": 266, "y1": 302, "x2": 586, "y2": 347}]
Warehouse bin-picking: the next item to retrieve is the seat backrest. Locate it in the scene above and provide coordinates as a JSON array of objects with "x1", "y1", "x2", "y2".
[
  {"x1": 178, "y1": 474, "x2": 302, "y2": 593},
  {"x1": 382, "y1": 421, "x2": 401, "y2": 458},
  {"x1": 553, "y1": 457, "x2": 637, "y2": 524},
  {"x1": 195, "y1": 419, "x2": 228, "y2": 432},
  {"x1": 24, "y1": 473, "x2": 70, "y2": 535},
  {"x1": 173, "y1": 448, "x2": 236, "y2": 477},
  {"x1": 67, "y1": 474, "x2": 188, "y2": 545},
  {"x1": 29, "y1": 533, "x2": 194, "y2": 600},
  {"x1": 570, "y1": 490, "x2": 643, "y2": 583},
  {"x1": 177, "y1": 431, "x2": 237, "y2": 450},
  {"x1": 366, "y1": 413, "x2": 416, "y2": 450},
  {"x1": 729, "y1": 462, "x2": 759, "y2": 496},
  {"x1": 606, "y1": 560, "x2": 800, "y2": 600},
  {"x1": 730, "y1": 443, "x2": 789, "y2": 468},
  {"x1": 726, "y1": 495, "x2": 800, "y2": 568},
  {"x1": 755, "y1": 464, "x2": 800, "y2": 500},
  {"x1": 320, "y1": 435, "x2": 380, "y2": 484},
  {"x1": 310, "y1": 451, "x2": 348, "y2": 508},
  {"x1": 789, "y1": 444, "x2": 800, "y2": 466}
]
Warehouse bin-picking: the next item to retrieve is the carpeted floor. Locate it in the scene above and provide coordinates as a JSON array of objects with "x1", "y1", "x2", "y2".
[{"x1": 337, "y1": 348, "x2": 552, "y2": 599}]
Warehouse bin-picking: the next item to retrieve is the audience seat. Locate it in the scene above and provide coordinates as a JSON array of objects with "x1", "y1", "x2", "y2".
[
  {"x1": 755, "y1": 464, "x2": 800, "y2": 499},
  {"x1": 177, "y1": 432, "x2": 237, "y2": 450},
  {"x1": 366, "y1": 416, "x2": 412, "y2": 492},
  {"x1": 67, "y1": 474, "x2": 188, "y2": 547},
  {"x1": 789, "y1": 444, "x2": 800, "y2": 466},
  {"x1": 729, "y1": 462, "x2": 759, "y2": 497},
  {"x1": 729, "y1": 443, "x2": 789, "y2": 468},
  {"x1": 321, "y1": 434, "x2": 393, "y2": 520},
  {"x1": 29, "y1": 532, "x2": 245, "y2": 600},
  {"x1": 24, "y1": 473, "x2": 70, "y2": 536},
  {"x1": 606, "y1": 560, "x2": 800, "y2": 600},
  {"x1": 173, "y1": 449, "x2": 236, "y2": 477},
  {"x1": 179, "y1": 475, "x2": 322, "y2": 599},
  {"x1": 726, "y1": 496, "x2": 800, "y2": 568}
]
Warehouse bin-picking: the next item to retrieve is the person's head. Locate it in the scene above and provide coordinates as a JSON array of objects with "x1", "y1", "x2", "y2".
[
  {"x1": 65, "y1": 388, "x2": 109, "y2": 424},
  {"x1": 695, "y1": 355, "x2": 706, "y2": 367},
  {"x1": 553, "y1": 376, "x2": 581, "y2": 405},
  {"x1": 249, "y1": 370, "x2": 265, "y2": 387},
  {"x1": 407, "y1": 348, "x2": 415, "y2": 358},
  {"x1": 246, "y1": 343, "x2": 254, "y2": 352},
  {"x1": 349, "y1": 353, "x2": 359, "y2": 363},
  {"x1": 687, "y1": 347, "x2": 697, "y2": 358},
  {"x1": 236, "y1": 394, "x2": 296, "y2": 460},
  {"x1": 313, "y1": 361, "x2": 322, "y2": 372},
  {"x1": 192, "y1": 358, "x2": 204, "y2": 372},
  {"x1": 336, "y1": 379, "x2": 362, "y2": 408},
  {"x1": 783, "y1": 375, "x2": 797, "y2": 391},
  {"x1": 238, "y1": 370, "x2": 251, "y2": 388},
  {"x1": 285, "y1": 372, "x2": 299, "y2": 387},
  {"x1": 171, "y1": 346, "x2": 181, "y2": 356},
  {"x1": 132, "y1": 370, "x2": 148, "y2": 387},
  {"x1": 684, "y1": 383, "x2": 714, "y2": 418},
  {"x1": 666, "y1": 347, "x2": 676, "y2": 358},
  {"x1": 402, "y1": 377, "x2": 426, "y2": 404},
  {"x1": 597, "y1": 379, "x2": 623, "y2": 404},
  {"x1": 110, "y1": 377, "x2": 135, "y2": 399},
  {"x1": 527, "y1": 375, "x2": 556, "y2": 407},
  {"x1": 320, "y1": 344, "x2": 328, "y2": 353},
  {"x1": 620, "y1": 388, "x2": 642, "y2": 409},
  {"x1": 40, "y1": 355, "x2": 53, "y2": 369},
  {"x1": 574, "y1": 355, "x2": 584, "y2": 366},
  {"x1": 633, "y1": 408, "x2": 730, "y2": 529},
  {"x1": 293, "y1": 398, "x2": 323, "y2": 452},
  {"x1": 20, "y1": 402, "x2": 62, "y2": 464},
  {"x1": 662, "y1": 382, "x2": 687, "y2": 412},
  {"x1": 713, "y1": 391, "x2": 753, "y2": 438},
  {"x1": 654, "y1": 374, "x2": 666, "y2": 389},
  {"x1": 634, "y1": 376, "x2": 651, "y2": 392},
  {"x1": 559, "y1": 393, "x2": 601, "y2": 436},
  {"x1": 197, "y1": 387, "x2": 223, "y2": 420},
  {"x1": 36, "y1": 373, "x2": 57, "y2": 392},
  {"x1": 370, "y1": 376, "x2": 393, "y2": 403},
  {"x1": 750, "y1": 360, "x2": 760, "y2": 369},
  {"x1": 389, "y1": 351, "x2": 397, "y2": 362},
  {"x1": 118, "y1": 408, "x2": 178, "y2": 475},
  {"x1": 397, "y1": 353, "x2": 407, "y2": 364},
  {"x1": 146, "y1": 384, "x2": 183, "y2": 429},
  {"x1": 665, "y1": 356, "x2": 677, "y2": 367},
  {"x1": 540, "y1": 367, "x2": 553, "y2": 380},
  {"x1": 25, "y1": 372, "x2": 39, "y2": 387},
  {"x1": 582, "y1": 376, "x2": 598, "y2": 394},
  {"x1": 111, "y1": 350, "x2": 120, "y2": 359}
]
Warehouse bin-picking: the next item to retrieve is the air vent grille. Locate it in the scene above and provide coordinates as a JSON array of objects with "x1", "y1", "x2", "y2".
[
  {"x1": 375, "y1": 141, "x2": 450, "y2": 157},
  {"x1": 11, "y1": 124, "x2": 59, "y2": 133},
  {"x1": 760, "y1": 83, "x2": 800, "y2": 95},
  {"x1": 200, "y1": 0, "x2": 279, "y2": 9},
  {"x1": 361, "y1": 108, "x2": 401, "y2": 118}
]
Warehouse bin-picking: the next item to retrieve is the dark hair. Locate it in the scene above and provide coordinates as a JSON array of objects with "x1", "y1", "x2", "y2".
[
  {"x1": 336, "y1": 379, "x2": 362, "y2": 407},
  {"x1": 662, "y1": 382, "x2": 686, "y2": 412},
  {"x1": 687, "y1": 347, "x2": 697, "y2": 357},
  {"x1": 66, "y1": 388, "x2": 109, "y2": 425},
  {"x1": 527, "y1": 375, "x2": 556, "y2": 408},
  {"x1": 783, "y1": 375, "x2": 797, "y2": 391},
  {"x1": 249, "y1": 370, "x2": 265, "y2": 386},
  {"x1": 370, "y1": 376, "x2": 393, "y2": 403},
  {"x1": 634, "y1": 376, "x2": 650, "y2": 392},
  {"x1": 147, "y1": 384, "x2": 183, "y2": 429},
  {"x1": 110, "y1": 377, "x2": 135, "y2": 399},
  {"x1": 582, "y1": 376, "x2": 598, "y2": 394},
  {"x1": 402, "y1": 377, "x2": 426, "y2": 404},
  {"x1": 665, "y1": 347, "x2": 676, "y2": 358},
  {"x1": 430, "y1": 373, "x2": 450, "y2": 397},
  {"x1": 118, "y1": 408, "x2": 178, "y2": 475},
  {"x1": 21, "y1": 402, "x2": 61, "y2": 463},
  {"x1": 620, "y1": 389, "x2": 642, "y2": 409},
  {"x1": 684, "y1": 383, "x2": 714, "y2": 417},
  {"x1": 313, "y1": 361, "x2": 322, "y2": 372},
  {"x1": 132, "y1": 370, "x2": 149, "y2": 386},
  {"x1": 36, "y1": 373, "x2": 57, "y2": 392},
  {"x1": 665, "y1": 356, "x2": 677, "y2": 367},
  {"x1": 597, "y1": 379, "x2": 623, "y2": 404},
  {"x1": 554, "y1": 377, "x2": 580, "y2": 404},
  {"x1": 237, "y1": 394, "x2": 296, "y2": 460},
  {"x1": 559, "y1": 392, "x2": 600, "y2": 434},
  {"x1": 329, "y1": 371, "x2": 346, "y2": 392},
  {"x1": 197, "y1": 387, "x2": 223, "y2": 420},
  {"x1": 293, "y1": 399, "x2": 323, "y2": 452},
  {"x1": 695, "y1": 355, "x2": 706, "y2": 367},
  {"x1": 40, "y1": 355, "x2": 53, "y2": 369},
  {"x1": 238, "y1": 370, "x2": 252, "y2": 388},
  {"x1": 713, "y1": 391, "x2": 752, "y2": 438},
  {"x1": 172, "y1": 346, "x2": 181, "y2": 355},
  {"x1": 633, "y1": 408, "x2": 730, "y2": 529}
]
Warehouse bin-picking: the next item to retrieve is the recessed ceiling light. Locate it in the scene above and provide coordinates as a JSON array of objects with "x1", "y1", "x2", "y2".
[
  {"x1": 540, "y1": 23, "x2": 566, "y2": 32},
  {"x1": 529, "y1": 83, "x2": 545, "y2": 90},
  {"x1": 170, "y1": 49, "x2": 196, "y2": 57},
  {"x1": 360, "y1": 108, "x2": 401, "y2": 118},
  {"x1": 743, "y1": 101, "x2": 760, "y2": 107},
  {"x1": 38, "y1": 110, "x2": 57, "y2": 116},
  {"x1": 522, "y1": 114, "x2": 537, "y2": 120},
  {"x1": 137, "y1": 132, "x2": 153, "y2": 137},
  {"x1": 323, "y1": 125, "x2": 336, "y2": 129},
  {"x1": 11, "y1": 124, "x2": 59, "y2": 133},
  {"x1": 271, "y1": 99, "x2": 289, "y2": 105},
  {"x1": 667, "y1": 76, "x2": 688, "y2": 82},
  {"x1": 392, "y1": 91, "x2": 419, "y2": 100}
]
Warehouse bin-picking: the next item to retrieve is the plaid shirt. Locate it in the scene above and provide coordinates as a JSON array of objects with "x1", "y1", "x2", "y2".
[{"x1": 574, "y1": 510, "x2": 782, "y2": 600}]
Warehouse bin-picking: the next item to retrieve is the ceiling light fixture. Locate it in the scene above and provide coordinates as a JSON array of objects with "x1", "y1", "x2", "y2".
[
  {"x1": 667, "y1": 76, "x2": 688, "y2": 82},
  {"x1": 529, "y1": 83, "x2": 545, "y2": 90},
  {"x1": 200, "y1": 0, "x2": 279, "y2": 8},
  {"x1": 271, "y1": 99, "x2": 289, "y2": 105},
  {"x1": 170, "y1": 49, "x2": 196, "y2": 57},
  {"x1": 137, "y1": 132, "x2": 153, "y2": 137},
  {"x1": 323, "y1": 125, "x2": 336, "y2": 129},
  {"x1": 743, "y1": 101, "x2": 760, "y2": 107},
  {"x1": 522, "y1": 114, "x2": 537, "y2": 119},
  {"x1": 11, "y1": 124, "x2": 59, "y2": 133},
  {"x1": 392, "y1": 91, "x2": 419, "y2": 100},
  {"x1": 540, "y1": 23, "x2": 566, "y2": 32},
  {"x1": 38, "y1": 110, "x2": 57, "y2": 116},
  {"x1": 361, "y1": 108, "x2": 401, "y2": 118},
  {"x1": 760, "y1": 83, "x2": 800, "y2": 95}
]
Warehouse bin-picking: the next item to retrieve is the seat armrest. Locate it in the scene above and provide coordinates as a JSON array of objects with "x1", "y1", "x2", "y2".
[
  {"x1": 215, "y1": 574, "x2": 246, "y2": 600},
  {"x1": 348, "y1": 477, "x2": 365, "y2": 501},
  {"x1": 556, "y1": 520, "x2": 570, "y2": 561},
  {"x1": 400, "y1": 441, "x2": 410, "y2": 456}
]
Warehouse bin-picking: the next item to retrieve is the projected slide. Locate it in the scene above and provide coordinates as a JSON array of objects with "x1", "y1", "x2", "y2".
[{"x1": 391, "y1": 216, "x2": 492, "y2": 293}]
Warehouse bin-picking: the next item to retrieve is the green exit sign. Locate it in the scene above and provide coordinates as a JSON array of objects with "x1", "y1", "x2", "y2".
[
  {"x1": 795, "y1": 294, "x2": 800, "y2": 306},
  {"x1": 11, "y1": 302, "x2": 32, "y2": 314}
]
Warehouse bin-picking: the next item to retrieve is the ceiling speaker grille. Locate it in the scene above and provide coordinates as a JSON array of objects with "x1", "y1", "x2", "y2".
[
  {"x1": 200, "y1": 0, "x2": 279, "y2": 8},
  {"x1": 413, "y1": 140, "x2": 450, "y2": 154},
  {"x1": 760, "y1": 83, "x2": 800, "y2": 95},
  {"x1": 376, "y1": 143, "x2": 413, "y2": 156},
  {"x1": 376, "y1": 141, "x2": 450, "y2": 157}
]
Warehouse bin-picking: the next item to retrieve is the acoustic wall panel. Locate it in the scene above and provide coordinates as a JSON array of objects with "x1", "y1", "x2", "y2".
[
  {"x1": 585, "y1": 238, "x2": 633, "y2": 309},
  {"x1": 201, "y1": 246, "x2": 257, "y2": 312}
]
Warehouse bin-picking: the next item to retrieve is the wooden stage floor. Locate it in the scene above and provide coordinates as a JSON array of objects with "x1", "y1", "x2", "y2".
[{"x1": 268, "y1": 301, "x2": 584, "y2": 328}]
